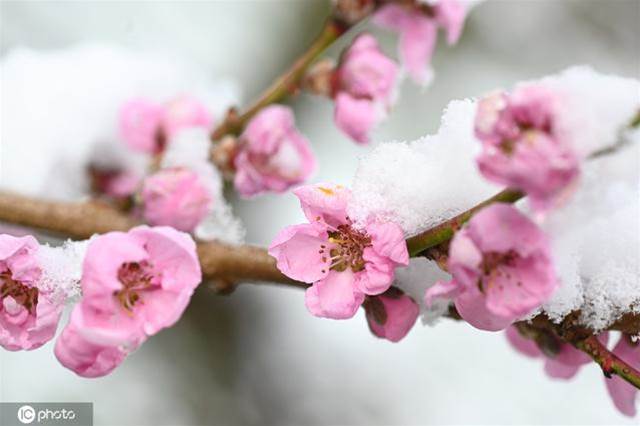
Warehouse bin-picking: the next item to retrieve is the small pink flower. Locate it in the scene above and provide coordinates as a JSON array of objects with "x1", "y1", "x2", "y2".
[
  {"x1": 269, "y1": 183, "x2": 408, "y2": 319},
  {"x1": 475, "y1": 86, "x2": 580, "y2": 211},
  {"x1": 365, "y1": 288, "x2": 419, "y2": 342},
  {"x1": 161, "y1": 95, "x2": 213, "y2": 140},
  {"x1": 233, "y1": 105, "x2": 316, "y2": 198},
  {"x1": 119, "y1": 98, "x2": 163, "y2": 154},
  {"x1": 142, "y1": 168, "x2": 212, "y2": 232},
  {"x1": 425, "y1": 204, "x2": 557, "y2": 331},
  {"x1": 0, "y1": 235, "x2": 62, "y2": 351},
  {"x1": 333, "y1": 33, "x2": 399, "y2": 144},
  {"x1": 373, "y1": 0, "x2": 467, "y2": 85},
  {"x1": 55, "y1": 226, "x2": 201, "y2": 377},
  {"x1": 119, "y1": 96, "x2": 212, "y2": 154},
  {"x1": 606, "y1": 336, "x2": 639, "y2": 417}
]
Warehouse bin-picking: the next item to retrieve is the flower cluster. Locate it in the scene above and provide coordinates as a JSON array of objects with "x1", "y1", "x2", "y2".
[{"x1": 0, "y1": 228, "x2": 202, "y2": 378}]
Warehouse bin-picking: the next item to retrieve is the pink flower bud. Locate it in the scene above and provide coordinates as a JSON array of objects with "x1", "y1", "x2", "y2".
[
  {"x1": 141, "y1": 168, "x2": 212, "y2": 232},
  {"x1": 119, "y1": 96, "x2": 212, "y2": 154},
  {"x1": 333, "y1": 34, "x2": 399, "y2": 144},
  {"x1": 269, "y1": 183, "x2": 408, "y2": 320},
  {"x1": 233, "y1": 105, "x2": 316, "y2": 197},
  {"x1": 55, "y1": 226, "x2": 201, "y2": 377},
  {"x1": 0, "y1": 235, "x2": 62, "y2": 351},
  {"x1": 119, "y1": 99, "x2": 163, "y2": 154},
  {"x1": 161, "y1": 95, "x2": 213, "y2": 140},
  {"x1": 425, "y1": 204, "x2": 557, "y2": 331},
  {"x1": 365, "y1": 289, "x2": 419, "y2": 342}
]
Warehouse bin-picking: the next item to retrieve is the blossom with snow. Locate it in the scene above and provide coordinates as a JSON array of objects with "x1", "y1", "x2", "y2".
[
  {"x1": 119, "y1": 95, "x2": 213, "y2": 154},
  {"x1": 0, "y1": 235, "x2": 63, "y2": 351},
  {"x1": 475, "y1": 85, "x2": 580, "y2": 211},
  {"x1": 373, "y1": 0, "x2": 467, "y2": 85},
  {"x1": 269, "y1": 183, "x2": 408, "y2": 319},
  {"x1": 141, "y1": 167, "x2": 212, "y2": 232},
  {"x1": 233, "y1": 105, "x2": 316, "y2": 197},
  {"x1": 55, "y1": 226, "x2": 201, "y2": 377},
  {"x1": 425, "y1": 203, "x2": 557, "y2": 331},
  {"x1": 507, "y1": 327, "x2": 639, "y2": 417},
  {"x1": 333, "y1": 33, "x2": 399, "y2": 144},
  {"x1": 364, "y1": 287, "x2": 419, "y2": 342}
]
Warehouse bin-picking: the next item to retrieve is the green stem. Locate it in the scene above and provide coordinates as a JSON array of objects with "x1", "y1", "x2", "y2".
[
  {"x1": 211, "y1": 19, "x2": 347, "y2": 140},
  {"x1": 576, "y1": 336, "x2": 640, "y2": 390},
  {"x1": 405, "y1": 188, "x2": 524, "y2": 257}
]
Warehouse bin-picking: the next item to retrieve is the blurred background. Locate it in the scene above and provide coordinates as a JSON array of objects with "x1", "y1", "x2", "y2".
[{"x1": 1, "y1": 1, "x2": 639, "y2": 425}]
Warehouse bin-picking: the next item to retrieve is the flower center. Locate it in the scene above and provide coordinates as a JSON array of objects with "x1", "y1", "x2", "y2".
[
  {"x1": 115, "y1": 262, "x2": 159, "y2": 312},
  {"x1": 0, "y1": 271, "x2": 38, "y2": 315},
  {"x1": 320, "y1": 224, "x2": 371, "y2": 273},
  {"x1": 479, "y1": 250, "x2": 520, "y2": 292}
]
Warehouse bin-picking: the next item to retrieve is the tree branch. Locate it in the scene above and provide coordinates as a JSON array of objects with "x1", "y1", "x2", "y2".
[
  {"x1": 0, "y1": 191, "x2": 300, "y2": 288},
  {"x1": 210, "y1": 18, "x2": 351, "y2": 141},
  {"x1": 575, "y1": 336, "x2": 640, "y2": 390}
]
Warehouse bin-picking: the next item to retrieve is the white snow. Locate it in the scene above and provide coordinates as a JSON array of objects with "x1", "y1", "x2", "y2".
[
  {"x1": 0, "y1": 43, "x2": 240, "y2": 201},
  {"x1": 35, "y1": 239, "x2": 89, "y2": 303},
  {"x1": 351, "y1": 67, "x2": 639, "y2": 329}
]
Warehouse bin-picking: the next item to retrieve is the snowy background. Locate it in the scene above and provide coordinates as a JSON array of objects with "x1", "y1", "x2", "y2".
[{"x1": 1, "y1": 1, "x2": 639, "y2": 425}]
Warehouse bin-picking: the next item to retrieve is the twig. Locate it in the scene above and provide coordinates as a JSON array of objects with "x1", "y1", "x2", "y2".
[
  {"x1": 211, "y1": 18, "x2": 350, "y2": 141},
  {"x1": 575, "y1": 335, "x2": 640, "y2": 390}
]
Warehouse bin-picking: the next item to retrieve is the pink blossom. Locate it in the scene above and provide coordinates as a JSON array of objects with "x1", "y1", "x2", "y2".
[
  {"x1": 161, "y1": 95, "x2": 213, "y2": 140},
  {"x1": 373, "y1": 1, "x2": 467, "y2": 85},
  {"x1": 269, "y1": 183, "x2": 408, "y2": 319},
  {"x1": 606, "y1": 336, "x2": 639, "y2": 417},
  {"x1": 333, "y1": 33, "x2": 399, "y2": 144},
  {"x1": 506, "y1": 326, "x2": 597, "y2": 379},
  {"x1": 55, "y1": 226, "x2": 201, "y2": 377},
  {"x1": 475, "y1": 86, "x2": 580, "y2": 211},
  {"x1": 119, "y1": 96, "x2": 212, "y2": 154},
  {"x1": 365, "y1": 288, "x2": 419, "y2": 342},
  {"x1": 233, "y1": 105, "x2": 316, "y2": 197},
  {"x1": 119, "y1": 98, "x2": 163, "y2": 154},
  {"x1": 425, "y1": 204, "x2": 557, "y2": 331},
  {"x1": 141, "y1": 168, "x2": 212, "y2": 232},
  {"x1": 507, "y1": 328, "x2": 639, "y2": 417},
  {"x1": 0, "y1": 235, "x2": 62, "y2": 351}
]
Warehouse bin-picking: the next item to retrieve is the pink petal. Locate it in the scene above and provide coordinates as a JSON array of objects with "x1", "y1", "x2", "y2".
[
  {"x1": 268, "y1": 223, "x2": 330, "y2": 283},
  {"x1": 544, "y1": 359, "x2": 581, "y2": 379},
  {"x1": 435, "y1": 0, "x2": 467, "y2": 44},
  {"x1": 119, "y1": 98, "x2": 163, "y2": 154},
  {"x1": 424, "y1": 279, "x2": 461, "y2": 308},
  {"x1": 367, "y1": 293, "x2": 419, "y2": 342},
  {"x1": 366, "y1": 221, "x2": 409, "y2": 266},
  {"x1": 455, "y1": 285, "x2": 515, "y2": 331},
  {"x1": 334, "y1": 93, "x2": 381, "y2": 144},
  {"x1": 356, "y1": 248, "x2": 395, "y2": 295},
  {"x1": 305, "y1": 270, "x2": 364, "y2": 319},
  {"x1": 398, "y1": 14, "x2": 437, "y2": 86},
  {"x1": 292, "y1": 183, "x2": 351, "y2": 228},
  {"x1": 505, "y1": 326, "x2": 542, "y2": 358}
]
